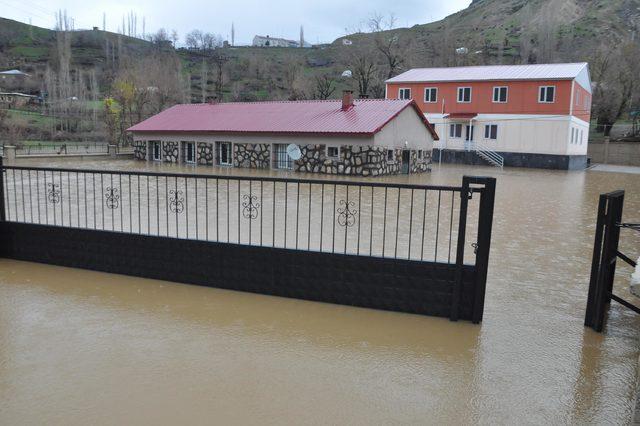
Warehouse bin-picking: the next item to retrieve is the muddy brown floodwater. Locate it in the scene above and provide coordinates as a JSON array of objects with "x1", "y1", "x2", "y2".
[{"x1": 1, "y1": 158, "x2": 639, "y2": 425}]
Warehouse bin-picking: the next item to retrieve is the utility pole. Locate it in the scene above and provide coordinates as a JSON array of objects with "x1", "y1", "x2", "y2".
[{"x1": 300, "y1": 25, "x2": 304, "y2": 47}]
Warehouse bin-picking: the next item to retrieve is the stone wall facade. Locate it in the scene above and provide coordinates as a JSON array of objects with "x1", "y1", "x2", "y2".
[
  {"x1": 197, "y1": 142, "x2": 214, "y2": 165},
  {"x1": 294, "y1": 144, "x2": 430, "y2": 177},
  {"x1": 162, "y1": 141, "x2": 179, "y2": 163},
  {"x1": 411, "y1": 150, "x2": 432, "y2": 173},
  {"x1": 135, "y1": 140, "x2": 431, "y2": 175},
  {"x1": 133, "y1": 141, "x2": 147, "y2": 160},
  {"x1": 234, "y1": 143, "x2": 271, "y2": 169}
]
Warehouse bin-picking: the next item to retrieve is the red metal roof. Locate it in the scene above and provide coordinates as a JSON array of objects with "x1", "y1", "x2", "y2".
[
  {"x1": 127, "y1": 99, "x2": 439, "y2": 140},
  {"x1": 447, "y1": 113, "x2": 478, "y2": 119}
]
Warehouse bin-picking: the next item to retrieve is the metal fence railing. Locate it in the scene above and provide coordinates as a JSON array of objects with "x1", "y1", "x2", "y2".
[
  {"x1": 14, "y1": 143, "x2": 110, "y2": 156},
  {"x1": 0, "y1": 164, "x2": 495, "y2": 264}
]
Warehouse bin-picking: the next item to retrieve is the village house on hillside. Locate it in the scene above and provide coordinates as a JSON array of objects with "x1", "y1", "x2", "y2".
[
  {"x1": 252, "y1": 35, "x2": 300, "y2": 47},
  {"x1": 128, "y1": 91, "x2": 438, "y2": 176},
  {"x1": 386, "y1": 63, "x2": 592, "y2": 170}
]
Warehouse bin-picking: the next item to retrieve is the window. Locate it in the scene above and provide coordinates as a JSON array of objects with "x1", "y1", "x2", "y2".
[
  {"x1": 326, "y1": 146, "x2": 340, "y2": 159},
  {"x1": 580, "y1": 129, "x2": 584, "y2": 145},
  {"x1": 465, "y1": 125, "x2": 474, "y2": 141},
  {"x1": 417, "y1": 150, "x2": 423, "y2": 159},
  {"x1": 398, "y1": 88, "x2": 411, "y2": 100},
  {"x1": 539, "y1": 86, "x2": 555, "y2": 103},
  {"x1": 575, "y1": 91, "x2": 581, "y2": 106},
  {"x1": 424, "y1": 87, "x2": 437, "y2": 103},
  {"x1": 484, "y1": 124, "x2": 498, "y2": 140},
  {"x1": 152, "y1": 141, "x2": 161, "y2": 161},
  {"x1": 457, "y1": 87, "x2": 472, "y2": 103},
  {"x1": 449, "y1": 123, "x2": 462, "y2": 138},
  {"x1": 273, "y1": 144, "x2": 293, "y2": 170},
  {"x1": 184, "y1": 142, "x2": 195, "y2": 163},
  {"x1": 387, "y1": 149, "x2": 395, "y2": 162},
  {"x1": 217, "y1": 142, "x2": 232, "y2": 165},
  {"x1": 493, "y1": 86, "x2": 508, "y2": 103}
]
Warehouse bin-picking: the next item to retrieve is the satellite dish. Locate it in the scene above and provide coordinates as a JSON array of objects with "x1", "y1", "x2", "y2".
[{"x1": 286, "y1": 144, "x2": 302, "y2": 160}]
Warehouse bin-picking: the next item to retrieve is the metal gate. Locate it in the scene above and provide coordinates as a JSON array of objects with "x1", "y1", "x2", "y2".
[
  {"x1": 584, "y1": 190, "x2": 639, "y2": 332},
  {"x1": 0, "y1": 159, "x2": 496, "y2": 322}
]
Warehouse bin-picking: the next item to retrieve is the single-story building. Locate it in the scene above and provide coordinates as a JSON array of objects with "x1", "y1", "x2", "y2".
[{"x1": 127, "y1": 91, "x2": 439, "y2": 176}]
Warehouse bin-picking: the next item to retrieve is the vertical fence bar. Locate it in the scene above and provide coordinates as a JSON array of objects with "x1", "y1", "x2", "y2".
[
  {"x1": 471, "y1": 177, "x2": 496, "y2": 324},
  {"x1": 450, "y1": 177, "x2": 470, "y2": 321},
  {"x1": 0, "y1": 158, "x2": 5, "y2": 222}
]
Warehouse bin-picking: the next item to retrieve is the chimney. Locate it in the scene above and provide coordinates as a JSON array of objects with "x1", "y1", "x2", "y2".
[{"x1": 341, "y1": 90, "x2": 354, "y2": 110}]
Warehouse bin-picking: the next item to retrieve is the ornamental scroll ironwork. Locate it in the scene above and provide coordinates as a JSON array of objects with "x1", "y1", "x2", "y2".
[
  {"x1": 169, "y1": 190, "x2": 184, "y2": 214},
  {"x1": 337, "y1": 200, "x2": 357, "y2": 227},
  {"x1": 105, "y1": 187, "x2": 120, "y2": 209},
  {"x1": 47, "y1": 183, "x2": 61, "y2": 204},
  {"x1": 242, "y1": 194, "x2": 260, "y2": 220}
]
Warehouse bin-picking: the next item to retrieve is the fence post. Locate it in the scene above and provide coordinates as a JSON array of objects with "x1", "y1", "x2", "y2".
[
  {"x1": 471, "y1": 176, "x2": 496, "y2": 324},
  {"x1": 584, "y1": 194, "x2": 607, "y2": 328},
  {"x1": 450, "y1": 176, "x2": 470, "y2": 321},
  {"x1": 592, "y1": 191, "x2": 624, "y2": 332},
  {"x1": 0, "y1": 157, "x2": 5, "y2": 222}
]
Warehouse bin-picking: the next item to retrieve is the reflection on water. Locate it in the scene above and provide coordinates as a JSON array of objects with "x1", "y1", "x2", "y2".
[{"x1": 1, "y1": 158, "x2": 639, "y2": 425}]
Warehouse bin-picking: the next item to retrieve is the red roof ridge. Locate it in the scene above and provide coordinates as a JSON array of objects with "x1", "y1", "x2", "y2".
[{"x1": 176, "y1": 98, "x2": 410, "y2": 107}]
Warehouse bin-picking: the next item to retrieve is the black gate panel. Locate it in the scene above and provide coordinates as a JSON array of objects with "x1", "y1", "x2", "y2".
[{"x1": 0, "y1": 222, "x2": 478, "y2": 320}]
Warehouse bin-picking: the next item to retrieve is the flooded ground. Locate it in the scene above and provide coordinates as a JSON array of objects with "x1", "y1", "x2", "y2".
[{"x1": 1, "y1": 158, "x2": 639, "y2": 425}]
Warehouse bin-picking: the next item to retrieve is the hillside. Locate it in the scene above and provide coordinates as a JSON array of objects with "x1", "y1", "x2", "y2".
[
  {"x1": 0, "y1": 0, "x2": 639, "y2": 144},
  {"x1": 1, "y1": 0, "x2": 639, "y2": 101}
]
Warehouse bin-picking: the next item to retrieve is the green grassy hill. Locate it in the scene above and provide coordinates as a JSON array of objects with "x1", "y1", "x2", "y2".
[{"x1": 1, "y1": 0, "x2": 639, "y2": 103}]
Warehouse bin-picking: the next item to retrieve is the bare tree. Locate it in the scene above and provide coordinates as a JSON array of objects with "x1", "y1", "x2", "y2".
[
  {"x1": 312, "y1": 74, "x2": 336, "y2": 99},
  {"x1": 591, "y1": 42, "x2": 640, "y2": 135}
]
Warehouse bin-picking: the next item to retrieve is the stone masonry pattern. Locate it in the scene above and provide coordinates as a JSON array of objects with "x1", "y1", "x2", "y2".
[
  {"x1": 162, "y1": 141, "x2": 179, "y2": 163},
  {"x1": 197, "y1": 143, "x2": 214, "y2": 165},
  {"x1": 133, "y1": 141, "x2": 147, "y2": 160},
  {"x1": 234, "y1": 143, "x2": 271, "y2": 168}
]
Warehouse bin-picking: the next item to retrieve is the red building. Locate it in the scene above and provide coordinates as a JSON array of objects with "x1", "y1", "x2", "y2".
[{"x1": 385, "y1": 63, "x2": 592, "y2": 169}]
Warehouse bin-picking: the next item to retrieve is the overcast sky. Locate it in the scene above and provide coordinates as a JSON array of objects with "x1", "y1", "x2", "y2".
[{"x1": 1, "y1": 0, "x2": 471, "y2": 45}]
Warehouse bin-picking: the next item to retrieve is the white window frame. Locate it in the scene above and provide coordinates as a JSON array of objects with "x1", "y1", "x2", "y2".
[
  {"x1": 457, "y1": 87, "x2": 472, "y2": 103},
  {"x1": 326, "y1": 146, "x2": 340, "y2": 159},
  {"x1": 152, "y1": 141, "x2": 162, "y2": 161},
  {"x1": 417, "y1": 149, "x2": 423, "y2": 159},
  {"x1": 218, "y1": 141, "x2": 233, "y2": 166},
  {"x1": 484, "y1": 124, "x2": 498, "y2": 140},
  {"x1": 424, "y1": 87, "x2": 437, "y2": 103},
  {"x1": 184, "y1": 141, "x2": 196, "y2": 164},
  {"x1": 539, "y1": 85, "x2": 556, "y2": 103},
  {"x1": 492, "y1": 86, "x2": 508, "y2": 103},
  {"x1": 449, "y1": 123, "x2": 462, "y2": 138},
  {"x1": 398, "y1": 88, "x2": 411, "y2": 100},
  {"x1": 387, "y1": 149, "x2": 395, "y2": 162},
  {"x1": 579, "y1": 129, "x2": 584, "y2": 145}
]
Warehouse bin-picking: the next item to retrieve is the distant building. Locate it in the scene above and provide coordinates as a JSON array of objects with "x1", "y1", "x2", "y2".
[
  {"x1": 128, "y1": 91, "x2": 438, "y2": 176},
  {"x1": 252, "y1": 35, "x2": 311, "y2": 48},
  {"x1": 386, "y1": 62, "x2": 592, "y2": 170},
  {"x1": 0, "y1": 92, "x2": 38, "y2": 108},
  {"x1": 253, "y1": 35, "x2": 298, "y2": 48}
]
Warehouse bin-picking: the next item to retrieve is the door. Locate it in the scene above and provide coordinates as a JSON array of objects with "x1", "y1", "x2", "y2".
[
  {"x1": 273, "y1": 144, "x2": 293, "y2": 170},
  {"x1": 184, "y1": 142, "x2": 195, "y2": 164},
  {"x1": 465, "y1": 125, "x2": 475, "y2": 150},
  {"x1": 152, "y1": 142, "x2": 161, "y2": 161},
  {"x1": 401, "y1": 150, "x2": 410, "y2": 174},
  {"x1": 218, "y1": 142, "x2": 232, "y2": 165}
]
